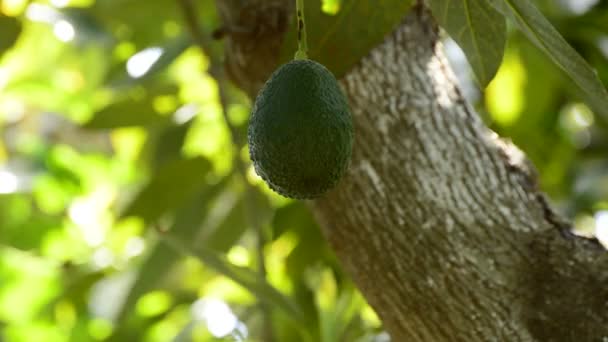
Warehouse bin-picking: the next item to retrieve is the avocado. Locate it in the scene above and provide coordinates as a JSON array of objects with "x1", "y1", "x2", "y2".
[{"x1": 248, "y1": 59, "x2": 353, "y2": 199}]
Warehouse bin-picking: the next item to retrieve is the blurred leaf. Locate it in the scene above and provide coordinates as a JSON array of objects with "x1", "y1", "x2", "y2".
[
  {"x1": 272, "y1": 202, "x2": 330, "y2": 338},
  {"x1": 280, "y1": 0, "x2": 414, "y2": 77},
  {"x1": 0, "y1": 15, "x2": 21, "y2": 56},
  {"x1": 60, "y1": 8, "x2": 113, "y2": 45},
  {"x1": 86, "y1": 35, "x2": 190, "y2": 130},
  {"x1": 114, "y1": 183, "x2": 270, "y2": 336},
  {"x1": 161, "y1": 232, "x2": 306, "y2": 324},
  {"x1": 331, "y1": 287, "x2": 365, "y2": 341},
  {"x1": 107, "y1": 35, "x2": 191, "y2": 88},
  {"x1": 337, "y1": 290, "x2": 376, "y2": 341},
  {"x1": 428, "y1": 0, "x2": 506, "y2": 86},
  {"x1": 42, "y1": 270, "x2": 105, "y2": 316},
  {"x1": 84, "y1": 85, "x2": 178, "y2": 129},
  {"x1": 170, "y1": 320, "x2": 198, "y2": 342},
  {"x1": 0, "y1": 196, "x2": 32, "y2": 238},
  {"x1": 273, "y1": 201, "x2": 320, "y2": 238},
  {"x1": 91, "y1": 0, "x2": 181, "y2": 48},
  {"x1": 204, "y1": 186, "x2": 272, "y2": 252},
  {"x1": 121, "y1": 156, "x2": 211, "y2": 223},
  {"x1": 3, "y1": 321, "x2": 65, "y2": 342},
  {"x1": 134, "y1": 36, "x2": 191, "y2": 80},
  {"x1": 153, "y1": 120, "x2": 193, "y2": 168},
  {"x1": 488, "y1": 37, "x2": 568, "y2": 195},
  {"x1": 90, "y1": 0, "x2": 219, "y2": 49},
  {"x1": 322, "y1": 0, "x2": 343, "y2": 14},
  {"x1": 0, "y1": 248, "x2": 61, "y2": 323},
  {"x1": 273, "y1": 202, "x2": 329, "y2": 282},
  {"x1": 135, "y1": 291, "x2": 173, "y2": 317},
  {"x1": 488, "y1": 0, "x2": 608, "y2": 124},
  {"x1": 4, "y1": 216, "x2": 58, "y2": 251},
  {"x1": 202, "y1": 195, "x2": 247, "y2": 252},
  {"x1": 111, "y1": 178, "x2": 228, "y2": 337}
]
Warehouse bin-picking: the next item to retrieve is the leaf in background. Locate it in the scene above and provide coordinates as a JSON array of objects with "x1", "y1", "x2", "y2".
[
  {"x1": 201, "y1": 194, "x2": 247, "y2": 252},
  {"x1": 0, "y1": 15, "x2": 21, "y2": 56},
  {"x1": 42, "y1": 270, "x2": 105, "y2": 317},
  {"x1": 90, "y1": 0, "x2": 180, "y2": 49},
  {"x1": 203, "y1": 186, "x2": 271, "y2": 252},
  {"x1": 106, "y1": 35, "x2": 192, "y2": 88},
  {"x1": 487, "y1": 0, "x2": 608, "y2": 124},
  {"x1": 428, "y1": 0, "x2": 506, "y2": 86},
  {"x1": 112, "y1": 178, "x2": 228, "y2": 331},
  {"x1": 161, "y1": 232, "x2": 306, "y2": 324},
  {"x1": 121, "y1": 156, "x2": 211, "y2": 224},
  {"x1": 59, "y1": 8, "x2": 113, "y2": 45},
  {"x1": 272, "y1": 202, "x2": 319, "y2": 238},
  {"x1": 131, "y1": 36, "x2": 191, "y2": 80},
  {"x1": 280, "y1": 0, "x2": 414, "y2": 77},
  {"x1": 272, "y1": 202, "x2": 328, "y2": 281},
  {"x1": 272, "y1": 202, "x2": 330, "y2": 338},
  {"x1": 90, "y1": 0, "x2": 219, "y2": 49},
  {"x1": 87, "y1": 35, "x2": 190, "y2": 130},
  {"x1": 488, "y1": 37, "x2": 566, "y2": 186},
  {"x1": 84, "y1": 85, "x2": 178, "y2": 129},
  {"x1": 152, "y1": 120, "x2": 193, "y2": 168}
]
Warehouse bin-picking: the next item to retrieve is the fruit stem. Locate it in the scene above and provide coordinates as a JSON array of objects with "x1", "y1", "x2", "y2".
[{"x1": 295, "y1": 0, "x2": 308, "y2": 59}]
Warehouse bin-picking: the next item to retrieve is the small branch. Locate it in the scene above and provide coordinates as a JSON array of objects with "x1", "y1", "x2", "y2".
[
  {"x1": 176, "y1": 1, "x2": 274, "y2": 340},
  {"x1": 295, "y1": 0, "x2": 308, "y2": 59}
]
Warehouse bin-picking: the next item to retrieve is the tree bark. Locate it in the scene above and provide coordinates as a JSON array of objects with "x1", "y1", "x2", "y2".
[{"x1": 217, "y1": 2, "x2": 608, "y2": 340}]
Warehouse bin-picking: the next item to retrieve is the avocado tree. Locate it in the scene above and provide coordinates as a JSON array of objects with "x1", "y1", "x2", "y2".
[
  {"x1": 214, "y1": 0, "x2": 608, "y2": 340},
  {"x1": 1, "y1": 0, "x2": 608, "y2": 341}
]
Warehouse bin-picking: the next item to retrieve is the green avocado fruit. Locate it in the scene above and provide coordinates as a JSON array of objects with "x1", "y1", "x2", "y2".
[{"x1": 248, "y1": 59, "x2": 353, "y2": 199}]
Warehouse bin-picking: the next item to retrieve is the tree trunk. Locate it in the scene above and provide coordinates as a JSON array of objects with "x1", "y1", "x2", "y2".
[{"x1": 217, "y1": 2, "x2": 608, "y2": 340}]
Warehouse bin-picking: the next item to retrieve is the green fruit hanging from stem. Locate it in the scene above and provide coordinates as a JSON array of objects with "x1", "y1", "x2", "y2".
[{"x1": 247, "y1": 0, "x2": 354, "y2": 199}]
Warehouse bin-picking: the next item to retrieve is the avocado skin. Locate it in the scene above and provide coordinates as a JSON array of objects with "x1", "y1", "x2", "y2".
[{"x1": 248, "y1": 59, "x2": 353, "y2": 199}]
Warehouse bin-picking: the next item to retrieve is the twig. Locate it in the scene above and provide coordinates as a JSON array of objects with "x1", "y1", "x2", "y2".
[
  {"x1": 176, "y1": 1, "x2": 274, "y2": 340},
  {"x1": 294, "y1": 0, "x2": 308, "y2": 59}
]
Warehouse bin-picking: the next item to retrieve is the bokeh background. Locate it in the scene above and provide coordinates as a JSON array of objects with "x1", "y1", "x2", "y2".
[{"x1": 0, "y1": 0, "x2": 607, "y2": 341}]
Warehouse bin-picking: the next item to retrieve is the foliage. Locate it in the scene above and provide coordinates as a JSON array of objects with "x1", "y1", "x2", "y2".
[
  {"x1": 427, "y1": 0, "x2": 507, "y2": 86},
  {"x1": 0, "y1": 0, "x2": 607, "y2": 341},
  {"x1": 279, "y1": 0, "x2": 413, "y2": 77},
  {"x1": 428, "y1": 0, "x2": 608, "y2": 125}
]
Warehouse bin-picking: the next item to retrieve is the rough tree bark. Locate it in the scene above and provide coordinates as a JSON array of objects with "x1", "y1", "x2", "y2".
[{"x1": 215, "y1": 1, "x2": 608, "y2": 340}]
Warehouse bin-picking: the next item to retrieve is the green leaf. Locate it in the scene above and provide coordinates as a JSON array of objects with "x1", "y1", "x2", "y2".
[
  {"x1": 487, "y1": 0, "x2": 608, "y2": 122},
  {"x1": 202, "y1": 194, "x2": 248, "y2": 251},
  {"x1": 91, "y1": 0, "x2": 180, "y2": 48},
  {"x1": 84, "y1": 85, "x2": 177, "y2": 129},
  {"x1": 161, "y1": 232, "x2": 306, "y2": 324},
  {"x1": 90, "y1": 0, "x2": 219, "y2": 48},
  {"x1": 273, "y1": 202, "x2": 331, "y2": 283},
  {"x1": 152, "y1": 120, "x2": 193, "y2": 168},
  {"x1": 86, "y1": 35, "x2": 189, "y2": 129},
  {"x1": 203, "y1": 187, "x2": 271, "y2": 252},
  {"x1": 272, "y1": 202, "x2": 328, "y2": 337},
  {"x1": 113, "y1": 178, "x2": 228, "y2": 329},
  {"x1": 0, "y1": 15, "x2": 21, "y2": 56},
  {"x1": 201, "y1": 197, "x2": 248, "y2": 252},
  {"x1": 272, "y1": 201, "x2": 320, "y2": 239},
  {"x1": 121, "y1": 157, "x2": 212, "y2": 224},
  {"x1": 106, "y1": 35, "x2": 191, "y2": 88},
  {"x1": 281, "y1": 0, "x2": 414, "y2": 77},
  {"x1": 428, "y1": 0, "x2": 506, "y2": 86}
]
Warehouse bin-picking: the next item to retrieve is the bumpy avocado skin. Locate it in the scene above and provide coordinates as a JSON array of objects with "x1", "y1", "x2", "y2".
[{"x1": 248, "y1": 59, "x2": 353, "y2": 199}]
